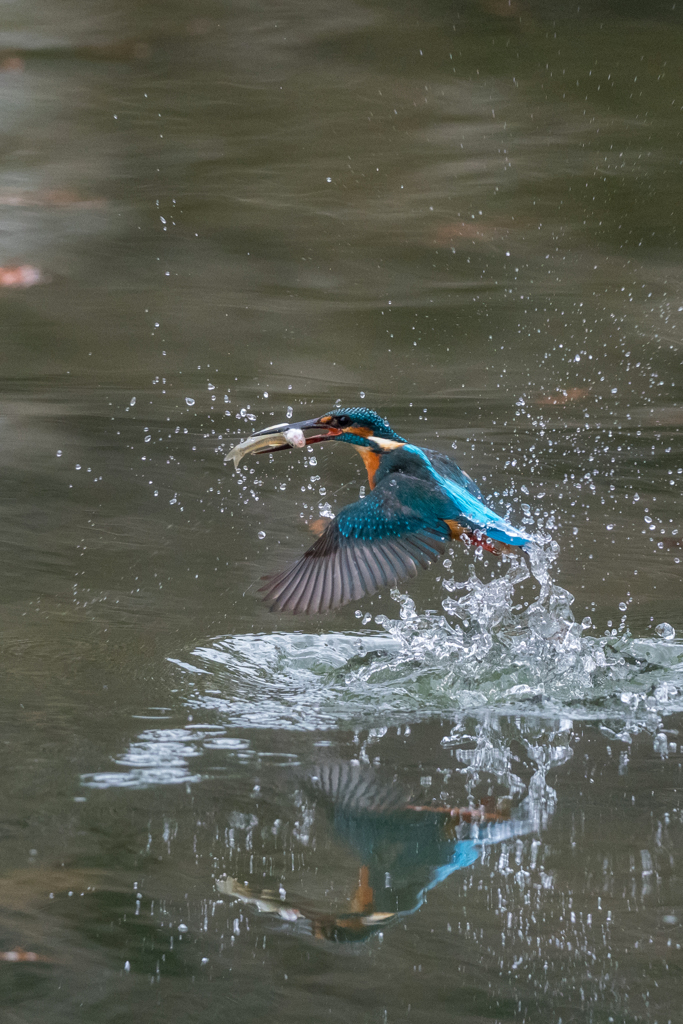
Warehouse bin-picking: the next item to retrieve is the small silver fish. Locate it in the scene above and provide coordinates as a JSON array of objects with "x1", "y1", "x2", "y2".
[
  {"x1": 226, "y1": 427, "x2": 306, "y2": 469},
  {"x1": 216, "y1": 877, "x2": 303, "y2": 921}
]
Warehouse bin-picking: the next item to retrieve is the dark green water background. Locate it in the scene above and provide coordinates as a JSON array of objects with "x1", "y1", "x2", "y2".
[{"x1": 0, "y1": 2, "x2": 682, "y2": 1021}]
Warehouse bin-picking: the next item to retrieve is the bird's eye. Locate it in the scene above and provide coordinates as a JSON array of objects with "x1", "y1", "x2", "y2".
[{"x1": 334, "y1": 415, "x2": 351, "y2": 427}]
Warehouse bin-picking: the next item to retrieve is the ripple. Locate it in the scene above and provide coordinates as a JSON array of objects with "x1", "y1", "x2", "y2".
[
  {"x1": 168, "y1": 544, "x2": 683, "y2": 734},
  {"x1": 84, "y1": 549, "x2": 683, "y2": 789}
]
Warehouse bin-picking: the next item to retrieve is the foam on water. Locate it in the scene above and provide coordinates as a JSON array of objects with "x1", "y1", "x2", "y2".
[
  {"x1": 171, "y1": 540, "x2": 683, "y2": 731},
  {"x1": 82, "y1": 542, "x2": 683, "y2": 788}
]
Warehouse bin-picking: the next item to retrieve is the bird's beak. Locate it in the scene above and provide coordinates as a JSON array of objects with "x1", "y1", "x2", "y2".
[{"x1": 250, "y1": 417, "x2": 342, "y2": 446}]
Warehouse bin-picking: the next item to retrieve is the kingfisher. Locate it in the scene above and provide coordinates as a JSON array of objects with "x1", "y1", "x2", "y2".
[
  {"x1": 236, "y1": 407, "x2": 533, "y2": 614},
  {"x1": 218, "y1": 761, "x2": 530, "y2": 943}
]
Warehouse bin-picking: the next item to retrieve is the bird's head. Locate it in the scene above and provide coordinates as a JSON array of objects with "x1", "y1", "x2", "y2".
[
  {"x1": 250, "y1": 406, "x2": 406, "y2": 449},
  {"x1": 311, "y1": 407, "x2": 406, "y2": 442}
]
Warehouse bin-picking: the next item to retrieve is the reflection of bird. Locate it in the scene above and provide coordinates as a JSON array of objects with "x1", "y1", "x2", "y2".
[
  {"x1": 218, "y1": 762, "x2": 530, "y2": 944},
  {"x1": 246, "y1": 407, "x2": 532, "y2": 614}
]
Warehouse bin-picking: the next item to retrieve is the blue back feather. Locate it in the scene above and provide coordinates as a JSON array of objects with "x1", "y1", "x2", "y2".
[{"x1": 400, "y1": 445, "x2": 530, "y2": 547}]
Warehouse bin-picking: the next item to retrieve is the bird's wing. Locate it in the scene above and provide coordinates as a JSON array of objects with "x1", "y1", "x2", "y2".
[
  {"x1": 421, "y1": 449, "x2": 483, "y2": 500},
  {"x1": 397, "y1": 446, "x2": 530, "y2": 548},
  {"x1": 434, "y1": 473, "x2": 531, "y2": 548},
  {"x1": 258, "y1": 476, "x2": 450, "y2": 614}
]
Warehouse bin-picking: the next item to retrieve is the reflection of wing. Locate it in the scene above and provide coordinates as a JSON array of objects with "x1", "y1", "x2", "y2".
[
  {"x1": 310, "y1": 762, "x2": 537, "y2": 921},
  {"x1": 259, "y1": 476, "x2": 450, "y2": 614},
  {"x1": 218, "y1": 763, "x2": 545, "y2": 943},
  {"x1": 308, "y1": 762, "x2": 414, "y2": 815}
]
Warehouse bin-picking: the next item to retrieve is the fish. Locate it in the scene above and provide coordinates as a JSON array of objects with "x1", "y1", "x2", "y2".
[
  {"x1": 225, "y1": 425, "x2": 307, "y2": 469},
  {"x1": 216, "y1": 877, "x2": 304, "y2": 921}
]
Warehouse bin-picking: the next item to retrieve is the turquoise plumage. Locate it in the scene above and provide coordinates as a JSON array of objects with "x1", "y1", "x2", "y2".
[{"x1": 247, "y1": 407, "x2": 532, "y2": 614}]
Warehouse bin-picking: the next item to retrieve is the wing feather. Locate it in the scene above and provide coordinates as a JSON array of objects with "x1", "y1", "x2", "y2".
[
  {"x1": 399, "y1": 536, "x2": 433, "y2": 569},
  {"x1": 259, "y1": 474, "x2": 451, "y2": 614},
  {"x1": 330, "y1": 552, "x2": 344, "y2": 610},
  {"x1": 339, "y1": 546, "x2": 360, "y2": 603},
  {"x1": 353, "y1": 543, "x2": 379, "y2": 596},
  {"x1": 340, "y1": 552, "x2": 353, "y2": 607},
  {"x1": 305, "y1": 559, "x2": 325, "y2": 615},
  {"x1": 367, "y1": 543, "x2": 396, "y2": 587},
  {"x1": 384, "y1": 538, "x2": 418, "y2": 578},
  {"x1": 293, "y1": 559, "x2": 320, "y2": 614},
  {"x1": 276, "y1": 562, "x2": 313, "y2": 613},
  {"x1": 320, "y1": 556, "x2": 335, "y2": 613}
]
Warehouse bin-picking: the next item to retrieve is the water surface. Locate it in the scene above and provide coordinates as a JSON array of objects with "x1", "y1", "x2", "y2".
[{"x1": 0, "y1": 2, "x2": 682, "y2": 1022}]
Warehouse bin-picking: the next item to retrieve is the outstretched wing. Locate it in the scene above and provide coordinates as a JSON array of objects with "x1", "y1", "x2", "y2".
[{"x1": 259, "y1": 476, "x2": 450, "y2": 614}]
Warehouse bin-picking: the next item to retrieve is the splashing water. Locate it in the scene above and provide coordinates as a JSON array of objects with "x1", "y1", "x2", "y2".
[
  {"x1": 369, "y1": 539, "x2": 683, "y2": 727},
  {"x1": 163, "y1": 539, "x2": 683, "y2": 732},
  {"x1": 83, "y1": 542, "x2": 683, "y2": 788}
]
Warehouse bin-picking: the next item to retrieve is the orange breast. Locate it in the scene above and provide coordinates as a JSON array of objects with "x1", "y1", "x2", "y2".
[{"x1": 357, "y1": 447, "x2": 381, "y2": 489}]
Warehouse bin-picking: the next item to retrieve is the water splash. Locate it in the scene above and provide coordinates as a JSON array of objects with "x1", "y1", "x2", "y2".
[
  {"x1": 152, "y1": 540, "x2": 683, "y2": 736},
  {"x1": 83, "y1": 543, "x2": 683, "y2": 788},
  {"x1": 367, "y1": 539, "x2": 683, "y2": 727}
]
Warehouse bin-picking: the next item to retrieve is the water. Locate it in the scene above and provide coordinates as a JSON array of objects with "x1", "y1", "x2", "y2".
[{"x1": 1, "y1": 1, "x2": 683, "y2": 1021}]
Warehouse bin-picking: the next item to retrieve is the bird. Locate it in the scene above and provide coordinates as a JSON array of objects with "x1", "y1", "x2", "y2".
[
  {"x1": 238, "y1": 407, "x2": 533, "y2": 615},
  {"x1": 217, "y1": 761, "x2": 530, "y2": 943}
]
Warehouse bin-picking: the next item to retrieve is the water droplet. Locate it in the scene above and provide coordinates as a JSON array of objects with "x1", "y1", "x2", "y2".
[
  {"x1": 56, "y1": 450, "x2": 62, "y2": 457},
  {"x1": 286, "y1": 406, "x2": 293, "y2": 419},
  {"x1": 124, "y1": 961, "x2": 130, "y2": 972},
  {"x1": 618, "y1": 602, "x2": 628, "y2": 612},
  {"x1": 654, "y1": 732, "x2": 669, "y2": 757},
  {"x1": 257, "y1": 531, "x2": 266, "y2": 540},
  {"x1": 178, "y1": 923, "x2": 189, "y2": 933},
  {"x1": 185, "y1": 397, "x2": 195, "y2": 406},
  {"x1": 655, "y1": 622, "x2": 675, "y2": 640},
  {"x1": 129, "y1": 397, "x2": 136, "y2": 406}
]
